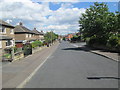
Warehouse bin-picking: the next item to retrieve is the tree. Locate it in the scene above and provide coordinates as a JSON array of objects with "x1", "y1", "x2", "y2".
[
  {"x1": 44, "y1": 31, "x2": 58, "y2": 44},
  {"x1": 79, "y1": 2, "x2": 118, "y2": 39},
  {"x1": 79, "y1": 2, "x2": 120, "y2": 50}
]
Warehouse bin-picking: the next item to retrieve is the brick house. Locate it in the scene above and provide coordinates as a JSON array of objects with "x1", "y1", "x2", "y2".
[
  {"x1": 0, "y1": 20, "x2": 15, "y2": 50},
  {"x1": 0, "y1": 20, "x2": 15, "y2": 61},
  {"x1": 14, "y1": 22, "x2": 35, "y2": 48},
  {"x1": 32, "y1": 28, "x2": 44, "y2": 41},
  {"x1": 66, "y1": 34, "x2": 73, "y2": 41}
]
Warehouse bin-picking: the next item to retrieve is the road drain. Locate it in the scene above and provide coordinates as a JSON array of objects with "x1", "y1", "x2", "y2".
[{"x1": 87, "y1": 77, "x2": 120, "y2": 80}]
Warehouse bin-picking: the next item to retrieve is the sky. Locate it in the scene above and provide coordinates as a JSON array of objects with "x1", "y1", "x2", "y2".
[{"x1": 0, "y1": 0, "x2": 119, "y2": 35}]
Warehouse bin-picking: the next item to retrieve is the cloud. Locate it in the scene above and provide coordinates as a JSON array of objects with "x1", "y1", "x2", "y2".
[
  {"x1": 32, "y1": 0, "x2": 119, "y2": 2},
  {"x1": 0, "y1": 0, "x2": 86, "y2": 35},
  {"x1": 6, "y1": 19, "x2": 12, "y2": 23},
  {"x1": 32, "y1": 0, "x2": 80, "y2": 3}
]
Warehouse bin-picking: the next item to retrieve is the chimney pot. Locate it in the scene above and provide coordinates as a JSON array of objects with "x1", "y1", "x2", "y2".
[
  {"x1": 19, "y1": 22, "x2": 23, "y2": 25},
  {"x1": 34, "y1": 28, "x2": 36, "y2": 30}
]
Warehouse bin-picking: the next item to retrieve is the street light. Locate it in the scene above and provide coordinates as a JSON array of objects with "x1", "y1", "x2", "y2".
[{"x1": 51, "y1": 30, "x2": 52, "y2": 46}]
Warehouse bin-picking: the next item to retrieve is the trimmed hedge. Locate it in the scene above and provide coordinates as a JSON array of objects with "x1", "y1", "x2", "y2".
[{"x1": 31, "y1": 40, "x2": 43, "y2": 48}]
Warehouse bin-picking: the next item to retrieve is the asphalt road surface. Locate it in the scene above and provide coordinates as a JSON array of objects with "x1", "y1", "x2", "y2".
[{"x1": 23, "y1": 41, "x2": 118, "y2": 88}]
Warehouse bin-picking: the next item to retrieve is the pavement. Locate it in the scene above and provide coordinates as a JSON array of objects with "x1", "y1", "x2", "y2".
[
  {"x1": 72, "y1": 42, "x2": 119, "y2": 62},
  {"x1": 23, "y1": 41, "x2": 118, "y2": 88},
  {"x1": 2, "y1": 41, "x2": 59, "y2": 88}
]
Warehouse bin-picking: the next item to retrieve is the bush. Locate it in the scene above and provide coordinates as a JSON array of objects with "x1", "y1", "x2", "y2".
[
  {"x1": 107, "y1": 35, "x2": 120, "y2": 48},
  {"x1": 3, "y1": 53, "x2": 11, "y2": 59},
  {"x1": 88, "y1": 36, "x2": 107, "y2": 46},
  {"x1": 71, "y1": 35, "x2": 81, "y2": 42},
  {"x1": 31, "y1": 40, "x2": 43, "y2": 48}
]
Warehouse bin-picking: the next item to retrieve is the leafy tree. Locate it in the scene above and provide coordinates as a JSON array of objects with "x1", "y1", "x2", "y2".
[
  {"x1": 79, "y1": 2, "x2": 120, "y2": 49},
  {"x1": 79, "y1": 2, "x2": 118, "y2": 39},
  {"x1": 44, "y1": 31, "x2": 58, "y2": 43}
]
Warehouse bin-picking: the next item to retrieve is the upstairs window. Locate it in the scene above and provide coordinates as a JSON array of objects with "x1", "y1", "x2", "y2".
[
  {"x1": 0, "y1": 26, "x2": 6, "y2": 34},
  {"x1": 2, "y1": 27, "x2": 6, "y2": 34},
  {"x1": 10, "y1": 29, "x2": 14, "y2": 34}
]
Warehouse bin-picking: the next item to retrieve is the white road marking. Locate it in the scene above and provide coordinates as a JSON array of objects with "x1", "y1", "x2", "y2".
[
  {"x1": 17, "y1": 53, "x2": 53, "y2": 88},
  {"x1": 71, "y1": 44, "x2": 78, "y2": 47},
  {"x1": 17, "y1": 44, "x2": 59, "y2": 88}
]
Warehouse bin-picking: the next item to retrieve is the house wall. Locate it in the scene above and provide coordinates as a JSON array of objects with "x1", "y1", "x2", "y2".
[
  {"x1": 15, "y1": 34, "x2": 26, "y2": 40},
  {"x1": 2, "y1": 27, "x2": 15, "y2": 39},
  {"x1": 15, "y1": 33, "x2": 37, "y2": 41},
  {"x1": 39, "y1": 35, "x2": 44, "y2": 40},
  {"x1": 0, "y1": 40, "x2": 7, "y2": 49},
  {"x1": 0, "y1": 26, "x2": 15, "y2": 49}
]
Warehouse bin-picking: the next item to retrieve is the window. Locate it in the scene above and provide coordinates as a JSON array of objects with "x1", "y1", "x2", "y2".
[
  {"x1": 0, "y1": 41, "x2": 2, "y2": 48},
  {"x1": 2, "y1": 27, "x2": 6, "y2": 34},
  {"x1": 26, "y1": 34, "x2": 28, "y2": 38},
  {"x1": 10, "y1": 40, "x2": 14, "y2": 46},
  {"x1": 29, "y1": 34, "x2": 31, "y2": 38},
  {"x1": 6, "y1": 40, "x2": 11, "y2": 46},
  {"x1": 10, "y1": 29, "x2": 14, "y2": 34}
]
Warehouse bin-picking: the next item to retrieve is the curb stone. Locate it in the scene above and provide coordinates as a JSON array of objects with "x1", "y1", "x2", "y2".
[
  {"x1": 90, "y1": 51, "x2": 119, "y2": 62},
  {"x1": 71, "y1": 43, "x2": 119, "y2": 62}
]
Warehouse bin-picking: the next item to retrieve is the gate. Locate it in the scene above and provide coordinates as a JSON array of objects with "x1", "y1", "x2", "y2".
[{"x1": 23, "y1": 43, "x2": 32, "y2": 56}]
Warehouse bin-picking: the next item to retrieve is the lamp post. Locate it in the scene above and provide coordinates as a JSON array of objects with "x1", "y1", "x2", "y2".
[{"x1": 51, "y1": 30, "x2": 52, "y2": 46}]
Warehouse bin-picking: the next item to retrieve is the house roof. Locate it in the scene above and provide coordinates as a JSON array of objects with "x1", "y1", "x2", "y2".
[
  {"x1": 0, "y1": 19, "x2": 14, "y2": 28},
  {"x1": 0, "y1": 35, "x2": 13, "y2": 40},
  {"x1": 39, "y1": 31, "x2": 44, "y2": 35},
  {"x1": 32, "y1": 28, "x2": 44, "y2": 35},
  {"x1": 14, "y1": 24, "x2": 34, "y2": 34},
  {"x1": 32, "y1": 28, "x2": 40, "y2": 35}
]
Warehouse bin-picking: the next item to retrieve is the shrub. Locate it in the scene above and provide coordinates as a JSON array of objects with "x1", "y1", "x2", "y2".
[
  {"x1": 88, "y1": 36, "x2": 108, "y2": 46},
  {"x1": 31, "y1": 40, "x2": 43, "y2": 48},
  {"x1": 3, "y1": 53, "x2": 11, "y2": 59},
  {"x1": 107, "y1": 35, "x2": 119, "y2": 48}
]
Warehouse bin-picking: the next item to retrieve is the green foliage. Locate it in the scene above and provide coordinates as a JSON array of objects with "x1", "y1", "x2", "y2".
[
  {"x1": 3, "y1": 53, "x2": 11, "y2": 58},
  {"x1": 14, "y1": 46, "x2": 17, "y2": 53},
  {"x1": 71, "y1": 35, "x2": 81, "y2": 42},
  {"x1": 79, "y1": 2, "x2": 120, "y2": 49},
  {"x1": 63, "y1": 37, "x2": 66, "y2": 41},
  {"x1": 79, "y1": 2, "x2": 119, "y2": 38},
  {"x1": 31, "y1": 40, "x2": 43, "y2": 48},
  {"x1": 107, "y1": 35, "x2": 120, "y2": 48},
  {"x1": 71, "y1": 35, "x2": 78, "y2": 41},
  {"x1": 88, "y1": 36, "x2": 108, "y2": 46},
  {"x1": 44, "y1": 31, "x2": 58, "y2": 43}
]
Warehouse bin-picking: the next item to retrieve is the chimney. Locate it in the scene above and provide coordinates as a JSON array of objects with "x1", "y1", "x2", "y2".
[
  {"x1": 19, "y1": 22, "x2": 23, "y2": 26},
  {"x1": 34, "y1": 28, "x2": 36, "y2": 30}
]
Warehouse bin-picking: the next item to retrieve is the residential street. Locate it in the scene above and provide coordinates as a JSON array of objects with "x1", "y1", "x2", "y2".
[
  {"x1": 2, "y1": 42, "x2": 59, "y2": 88},
  {"x1": 23, "y1": 41, "x2": 118, "y2": 88}
]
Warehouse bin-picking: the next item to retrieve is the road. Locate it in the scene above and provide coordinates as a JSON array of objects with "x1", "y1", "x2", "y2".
[{"x1": 23, "y1": 41, "x2": 118, "y2": 88}]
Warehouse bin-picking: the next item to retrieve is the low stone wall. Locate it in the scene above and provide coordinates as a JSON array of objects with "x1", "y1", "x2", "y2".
[
  {"x1": 14, "y1": 52, "x2": 24, "y2": 61},
  {"x1": 32, "y1": 47, "x2": 42, "y2": 54}
]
